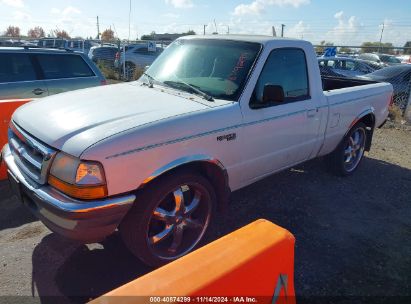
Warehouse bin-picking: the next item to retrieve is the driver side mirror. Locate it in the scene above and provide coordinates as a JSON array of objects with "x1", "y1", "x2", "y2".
[{"x1": 263, "y1": 84, "x2": 285, "y2": 103}]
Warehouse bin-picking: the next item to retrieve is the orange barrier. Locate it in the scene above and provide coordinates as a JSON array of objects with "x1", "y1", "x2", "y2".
[
  {"x1": 0, "y1": 99, "x2": 32, "y2": 180},
  {"x1": 90, "y1": 219, "x2": 295, "y2": 304}
]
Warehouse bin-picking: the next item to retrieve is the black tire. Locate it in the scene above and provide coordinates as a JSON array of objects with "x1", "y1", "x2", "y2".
[
  {"x1": 326, "y1": 122, "x2": 368, "y2": 176},
  {"x1": 120, "y1": 170, "x2": 216, "y2": 267}
]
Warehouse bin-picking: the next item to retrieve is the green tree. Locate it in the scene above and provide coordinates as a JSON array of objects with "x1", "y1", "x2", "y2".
[{"x1": 361, "y1": 42, "x2": 394, "y2": 54}]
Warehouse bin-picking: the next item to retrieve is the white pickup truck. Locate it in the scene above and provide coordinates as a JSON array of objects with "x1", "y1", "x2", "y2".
[{"x1": 2, "y1": 36, "x2": 392, "y2": 266}]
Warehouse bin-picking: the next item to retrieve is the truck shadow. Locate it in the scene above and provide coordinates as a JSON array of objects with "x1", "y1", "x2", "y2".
[{"x1": 31, "y1": 156, "x2": 411, "y2": 302}]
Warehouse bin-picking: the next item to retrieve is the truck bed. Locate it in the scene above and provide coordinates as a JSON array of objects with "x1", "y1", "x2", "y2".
[{"x1": 322, "y1": 76, "x2": 378, "y2": 91}]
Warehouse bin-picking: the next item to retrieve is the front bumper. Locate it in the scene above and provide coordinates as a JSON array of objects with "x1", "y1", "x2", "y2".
[{"x1": 1, "y1": 144, "x2": 136, "y2": 243}]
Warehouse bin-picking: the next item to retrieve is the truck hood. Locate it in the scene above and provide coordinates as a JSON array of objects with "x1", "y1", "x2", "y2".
[{"x1": 12, "y1": 82, "x2": 209, "y2": 157}]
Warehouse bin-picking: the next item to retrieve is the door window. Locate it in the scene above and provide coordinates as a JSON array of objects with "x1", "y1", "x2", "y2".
[
  {"x1": 251, "y1": 48, "x2": 309, "y2": 106},
  {"x1": 0, "y1": 53, "x2": 37, "y2": 83},
  {"x1": 36, "y1": 54, "x2": 95, "y2": 79}
]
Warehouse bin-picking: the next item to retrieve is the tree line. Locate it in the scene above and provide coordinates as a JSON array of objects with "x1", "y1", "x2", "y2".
[{"x1": 1, "y1": 25, "x2": 115, "y2": 41}]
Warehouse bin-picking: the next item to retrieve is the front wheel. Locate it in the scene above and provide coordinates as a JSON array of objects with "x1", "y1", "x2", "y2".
[
  {"x1": 326, "y1": 122, "x2": 368, "y2": 176},
  {"x1": 120, "y1": 171, "x2": 216, "y2": 267}
]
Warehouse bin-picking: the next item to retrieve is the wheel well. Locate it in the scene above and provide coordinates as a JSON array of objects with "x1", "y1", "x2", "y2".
[
  {"x1": 358, "y1": 113, "x2": 375, "y2": 151},
  {"x1": 141, "y1": 161, "x2": 231, "y2": 211}
]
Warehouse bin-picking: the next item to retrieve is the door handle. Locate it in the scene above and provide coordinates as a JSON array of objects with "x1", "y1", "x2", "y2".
[
  {"x1": 32, "y1": 88, "x2": 46, "y2": 95},
  {"x1": 307, "y1": 108, "x2": 319, "y2": 118}
]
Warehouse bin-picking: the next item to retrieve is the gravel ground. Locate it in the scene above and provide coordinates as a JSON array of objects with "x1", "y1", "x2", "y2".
[{"x1": 0, "y1": 124, "x2": 410, "y2": 303}]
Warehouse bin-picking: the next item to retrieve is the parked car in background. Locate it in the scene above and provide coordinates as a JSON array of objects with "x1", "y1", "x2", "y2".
[
  {"x1": 358, "y1": 53, "x2": 402, "y2": 66},
  {"x1": 88, "y1": 45, "x2": 118, "y2": 68},
  {"x1": 0, "y1": 47, "x2": 106, "y2": 99},
  {"x1": 66, "y1": 40, "x2": 98, "y2": 54},
  {"x1": 319, "y1": 65, "x2": 346, "y2": 77},
  {"x1": 115, "y1": 43, "x2": 163, "y2": 80},
  {"x1": 0, "y1": 39, "x2": 37, "y2": 47},
  {"x1": 397, "y1": 55, "x2": 411, "y2": 64},
  {"x1": 318, "y1": 57, "x2": 381, "y2": 77},
  {"x1": 358, "y1": 65, "x2": 411, "y2": 110},
  {"x1": 37, "y1": 38, "x2": 67, "y2": 49}
]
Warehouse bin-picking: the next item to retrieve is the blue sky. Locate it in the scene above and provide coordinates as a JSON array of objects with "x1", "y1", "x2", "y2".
[{"x1": 1, "y1": 0, "x2": 410, "y2": 45}]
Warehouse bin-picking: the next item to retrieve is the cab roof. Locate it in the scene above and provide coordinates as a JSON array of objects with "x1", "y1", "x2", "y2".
[{"x1": 181, "y1": 34, "x2": 305, "y2": 45}]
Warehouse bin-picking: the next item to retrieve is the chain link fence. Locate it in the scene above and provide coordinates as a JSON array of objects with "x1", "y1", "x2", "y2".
[{"x1": 315, "y1": 45, "x2": 411, "y2": 121}]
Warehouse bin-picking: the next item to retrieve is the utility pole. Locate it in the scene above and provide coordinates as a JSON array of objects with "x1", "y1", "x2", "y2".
[
  {"x1": 203, "y1": 24, "x2": 207, "y2": 35},
  {"x1": 128, "y1": 0, "x2": 131, "y2": 42},
  {"x1": 272, "y1": 26, "x2": 277, "y2": 37},
  {"x1": 281, "y1": 24, "x2": 285, "y2": 37},
  {"x1": 378, "y1": 22, "x2": 385, "y2": 53},
  {"x1": 96, "y1": 16, "x2": 100, "y2": 40}
]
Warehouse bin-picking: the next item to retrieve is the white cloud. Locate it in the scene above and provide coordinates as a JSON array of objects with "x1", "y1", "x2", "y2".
[
  {"x1": 286, "y1": 21, "x2": 313, "y2": 40},
  {"x1": 334, "y1": 11, "x2": 343, "y2": 19},
  {"x1": 50, "y1": 6, "x2": 81, "y2": 17},
  {"x1": 62, "y1": 6, "x2": 81, "y2": 15},
  {"x1": 324, "y1": 11, "x2": 363, "y2": 45},
  {"x1": 165, "y1": 0, "x2": 193, "y2": 9},
  {"x1": 233, "y1": 0, "x2": 310, "y2": 16},
  {"x1": 1, "y1": 0, "x2": 24, "y2": 8}
]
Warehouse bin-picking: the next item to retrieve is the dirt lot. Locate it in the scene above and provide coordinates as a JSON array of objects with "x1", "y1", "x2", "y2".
[{"x1": 0, "y1": 123, "x2": 410, "y2": 303}]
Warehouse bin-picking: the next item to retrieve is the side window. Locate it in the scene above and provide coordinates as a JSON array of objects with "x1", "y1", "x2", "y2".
[
  {"x1": 36, "y1": 54, "x2": 95, "y2": 79},
  {"x1": 344, "y1": 61, "x2": 356, "y2": 71},
  {"x1": 327, "y1": 60, "x2": 335, "y2": 67},
  {"x1": 134, "y1": 47, "x2": 158, "y2": 56},
  {"x1": 0, "y1": 53, "x2": 37, "y2": 83},
  {"x1": 252, "y1": 48, "x2": 309, "y2": 106}
]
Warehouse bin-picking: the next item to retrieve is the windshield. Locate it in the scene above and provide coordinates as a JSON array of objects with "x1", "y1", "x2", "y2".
[
  {"x1": 145, "y1": 39, "x2": 262, "y2": 101},
  {"x1": 380, "y1": 55, "x2": 401, "y2": 64}
]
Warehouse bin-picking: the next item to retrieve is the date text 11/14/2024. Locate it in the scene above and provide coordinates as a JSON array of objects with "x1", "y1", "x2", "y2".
[{"x1": 149, "y1": 296, "x2": 260, "y2": 303}]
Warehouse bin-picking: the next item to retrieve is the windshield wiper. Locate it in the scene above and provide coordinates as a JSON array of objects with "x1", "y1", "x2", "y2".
[{"x1": 164, "y1": 78, "x2": 214, "y2": 102}]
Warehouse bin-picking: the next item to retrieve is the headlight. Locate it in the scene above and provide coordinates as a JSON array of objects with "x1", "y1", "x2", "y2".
[{"x1": 48, "y1": 153, "x2": 108, "y2": 200}]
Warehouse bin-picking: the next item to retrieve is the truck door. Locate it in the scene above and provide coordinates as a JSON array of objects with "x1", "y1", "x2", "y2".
[{"x1": 239, "y1": 47, "x2": 323, "y2": 182}]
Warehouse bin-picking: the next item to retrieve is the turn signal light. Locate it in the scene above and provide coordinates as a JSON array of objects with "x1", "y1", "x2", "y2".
[{"x1": 48, "y1": 175, "x2": 108, "y2": 200}]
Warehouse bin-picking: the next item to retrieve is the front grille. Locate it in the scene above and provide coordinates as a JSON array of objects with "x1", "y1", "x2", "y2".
[{"x1": 8, "y1": 122, "x2": 57, "y2": 185}]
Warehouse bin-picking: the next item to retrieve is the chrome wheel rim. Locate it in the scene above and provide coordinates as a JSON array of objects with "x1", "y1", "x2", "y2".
[
  {"x1": 344, "y1": 128, "x2": 366, "y2": 173},
  {"x1": 146, "y1": 183, "x2": 211, "y2": 260}
]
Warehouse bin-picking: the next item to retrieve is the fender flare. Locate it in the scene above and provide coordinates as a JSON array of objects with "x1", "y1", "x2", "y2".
[
  {"x1": 140, "y1": 154, "x2": 228, "y2": 187},
  {"x1": 348, "y1": 108, "x2": 376, "y2": 130},
  {"x1": 346, "y1": 108, "x2": 376, "y2": 151}
]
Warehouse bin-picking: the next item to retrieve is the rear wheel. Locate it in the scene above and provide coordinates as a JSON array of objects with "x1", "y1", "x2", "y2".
[
  {"x1": 120, "y1": 171, "x2": 216, "y2": 267},
  {"x1": 326, "y1": 122, "x2": 367, "y2": 176}
]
